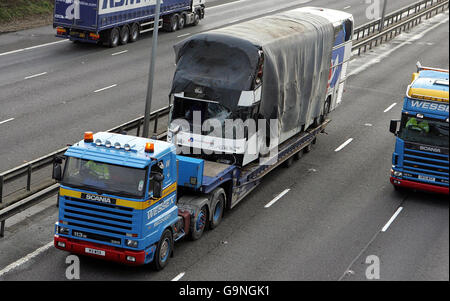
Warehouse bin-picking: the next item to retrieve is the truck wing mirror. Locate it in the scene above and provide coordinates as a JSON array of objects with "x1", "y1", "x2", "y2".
[
  {"x1": 52, "y1": 161, "x2": 62, "y2": 181},
  {"x1": 389, "y1": 120, "x2": 400, "y2": 135}
]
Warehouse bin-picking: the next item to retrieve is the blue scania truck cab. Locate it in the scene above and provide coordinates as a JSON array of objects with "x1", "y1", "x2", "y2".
[
  {"x1": 54, "y1": 132, "x2": 186, "y2": 269},
  {"x1": 53, "y1": 0, "x2": 205, "y2": 47},
  {"x1": 389, "y1": 63, "x2": 449, "y2": 194}
]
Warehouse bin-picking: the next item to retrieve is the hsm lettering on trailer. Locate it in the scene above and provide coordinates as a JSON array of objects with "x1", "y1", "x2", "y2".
[{"x1": 100, "y1": 0, "x2": 164, "y2": 14}]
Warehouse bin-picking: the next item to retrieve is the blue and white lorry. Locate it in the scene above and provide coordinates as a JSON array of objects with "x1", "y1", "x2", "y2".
[
  {"x1": 53, "y1": 7, "x2": 353, "y2": 269},
  {"x1": 53, "y1": 0, "x2": 206, "y2": 47},
  {"x1": 389, "y1": 63, "x2": 449, "y2": 194}
]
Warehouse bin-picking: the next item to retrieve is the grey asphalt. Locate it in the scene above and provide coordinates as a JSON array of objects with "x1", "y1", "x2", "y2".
[{"x1": 0, "y1": 1, "x2": 448, "y2": 281}]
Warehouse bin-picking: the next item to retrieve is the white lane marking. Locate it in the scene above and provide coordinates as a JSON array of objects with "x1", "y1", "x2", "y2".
[
  {"x1": 24, "y1": 72, "x2": 47, "y2": 80},
  {"x1": 94, "y1": 84, "x2": 117, "y2": 93},
  {"x1": 382, "y1": 207, "x2": 403, "y2": 232},
  {"x1": 0, "y1": 49, "x2": 25, "y2": 57},
  {"x1": 383, "y1": 103, "x2": 397, "y2": 113},
  {"x1": 0, "y1": 40, "x2": 69, "y2": 57},
  {"x1": 349, "y1": 16, "x2": 449, "y2": 77},
  {"x1": 0, "y1": 241, "x2": 53, "y2": 278},
  {"x1": 111, "y1": 50, "x2": 128, "y2": 56},
  {"x1": 334, "y1": 138, "x2": 353, "y2": 152},
  {"x1": 24, "y1": 40, "x2": 69, "y2": 50},
  {"x1": 264, "y1": 189, "x2": 290, "y2": 208},
  {"x1": 0, "y1": 118, "x2": 14, "y2": 125},
  {"x1": 344, "y1": 5, "x2": 351, "y2": 9},
  {"x1": 177, "y1": 33, "x2": 191, "y2": 38},
  {"x1": 206, "y1": 0, "x2": 246, "y2": 10},
  {"x1": 171, "y1": 272, "x2": 186, "y2": 281}
]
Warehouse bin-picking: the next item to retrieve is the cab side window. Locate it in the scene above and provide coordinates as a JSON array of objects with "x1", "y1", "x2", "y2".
[{"x1": 149, "y1": 161, "x2": 163, "y2": 196}]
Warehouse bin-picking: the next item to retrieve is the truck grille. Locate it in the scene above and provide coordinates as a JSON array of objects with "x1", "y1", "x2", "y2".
[
  {"x1": 61, "y1": 196, "x2": 137, "y2": 246},
  {"x1": 403, "y1": 148, "x2": 449, "y2": 186}
]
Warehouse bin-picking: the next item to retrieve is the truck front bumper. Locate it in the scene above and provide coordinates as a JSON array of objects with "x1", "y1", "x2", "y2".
[
  {"x1": 390, "y1": 177, "x2": 449, "y2": 195},
  {"x1": 54, "y1": 235, "x2": 155, "y2": 266}
]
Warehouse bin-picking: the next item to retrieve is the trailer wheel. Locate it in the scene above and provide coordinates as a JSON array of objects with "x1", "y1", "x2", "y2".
[
  {"x1": 190, "y1": 205, "x2": 208, "y2": 240},
  {"x1": 129, "y1": 23, "x2": 140, "y2": 42},
  {"x1": 119, "y1": 25, "x2": 130, "y2": 45},
  {"x1": 152, "y1": 229, "x2": 173, "y2": 271},
  {"x1": 107, "y1": 27, "x2": 120, "y2": 48},
  {"x1": 209, "y1": 188, "x2": 226, "y2": 230}
]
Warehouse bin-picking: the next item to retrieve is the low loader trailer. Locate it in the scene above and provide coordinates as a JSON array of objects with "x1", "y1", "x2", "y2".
[{"x1": 53, "y1": 121, "x2": 328, "y2": 269}]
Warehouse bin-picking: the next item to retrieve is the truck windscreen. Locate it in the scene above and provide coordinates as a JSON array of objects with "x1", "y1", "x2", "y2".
[
  {"x1": 62, "y1": 157, "x2": 147, "y2": 198},
  {"x1": 398, "y1": 115, "x2": 449, "y2": 148}
]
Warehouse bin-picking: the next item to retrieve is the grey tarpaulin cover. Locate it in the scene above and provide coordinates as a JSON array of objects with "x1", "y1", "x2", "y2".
[{"x1": 170, "y1": 9, "x2": 335, "y2": 143}]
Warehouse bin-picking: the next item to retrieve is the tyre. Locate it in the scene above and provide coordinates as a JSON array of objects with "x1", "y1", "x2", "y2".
[
  {"x1": 190, "y1": 205, "x2": 208, "y2": 240},
  {"x1": 304, "y1": 143, "x2": 312, "y2": 153},
  {"x1": 119, "y1": 25, "x2": 130, "y2": 45},
  {"x1": 209, "y1": 189, "x2": 226, "y2": 230},
  {"x1": 283, "y1": 156, "x2": 294, "y2": 168},
  {"x1": 192, "y1": 12, "x2": 200, "y2": 26},
  {"x1": 164, "y1": 14, "x2": 179, "y2": 32},
  {"x1": 178, "y1": 14, "x2": 186, "y2": 30},
  {"x1": 129, "y1": 23, "x2": 139, "y2": 43},
  {"x1": 107, "y1": 27, "x2": 120, "y2": 48},
  {"x1": 152, "y1": 229, "x2": 173, "y2": 271},
  {"x1": 294, "y1": 150, "x2": 303, "y2": 161}
]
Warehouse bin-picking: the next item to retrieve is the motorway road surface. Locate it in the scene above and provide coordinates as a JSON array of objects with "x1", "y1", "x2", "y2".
[
  {"x1": 0, "y1": 0, "x2": 427, "y2": 172},
  {"x1": 0, "y1": 5, "x2": 448, "y2": 280}
]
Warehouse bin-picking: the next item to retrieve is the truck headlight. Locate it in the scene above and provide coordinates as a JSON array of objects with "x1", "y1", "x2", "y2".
[
  {"x1": 393, "y1": 171, "x2": 403, "y2": 178},
  {"x1": 126, "y1": 240, "x2": 138, "y2": 248},
  {"x1": 57, "y1": 226, "x2": 70, "y2": 235}
]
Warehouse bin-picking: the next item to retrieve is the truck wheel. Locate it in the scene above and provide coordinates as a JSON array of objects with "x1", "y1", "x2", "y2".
[
  {"x1": 209, "y1": 188, "x2": 226, "y2": 230},
  {"x1": 164, "y1": 14, "x2": 179, "y2": 32},
  {"x1": 190, "y1": 205, "x2": 208, "y2": 240},
  {"x1": 119, "y1": 25, "x2": 130, "y2": 45},
  {"x1": 107, "y1": 28, "x2": 120, "y2": 48},
  {"x1": 192, "y1": 12, "x2": 200, "y2": 26},
  {"x1": 152, "y1": 229, "x2": 173, "y2": 271},
  {"x1": 129, "y1": 23, "x2": 139, "y2": 43},
  {"x1": 178, "y1": 14, "x2": 186, "y2": 30}
]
